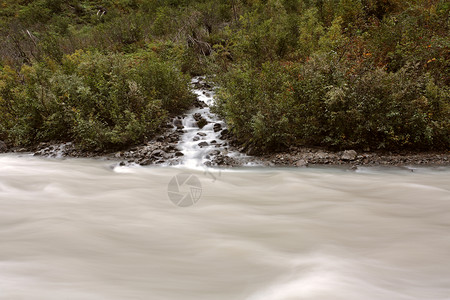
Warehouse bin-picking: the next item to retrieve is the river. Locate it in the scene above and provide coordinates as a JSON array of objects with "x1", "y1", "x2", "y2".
[{"x1": 0, "y1": 155, "x2": 449, "y2": 299}]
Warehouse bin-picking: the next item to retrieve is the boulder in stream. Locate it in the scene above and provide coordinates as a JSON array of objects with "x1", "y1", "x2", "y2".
[
  {"x1": 197, "y1": 118, "x2": 208, "y2": 129},
  {"x1": 213, "y1": 123, "x2": 222, "y2": 132}
]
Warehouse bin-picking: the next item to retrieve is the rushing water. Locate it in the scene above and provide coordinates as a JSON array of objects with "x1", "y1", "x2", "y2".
[
  {"x1": 177, "y1": 78, "x2": 227, "y2": 167},
  {"x1": 1, "y1": 155, "x2": 449, "y2": 299},
  {"x1": 173, "y1": 77, "x2": 247, "y2": 168}
]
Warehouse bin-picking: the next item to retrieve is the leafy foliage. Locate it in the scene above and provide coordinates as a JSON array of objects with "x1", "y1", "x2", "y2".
[
  {"x1": 0, "y1": 50, "x2": 194, "y2": 150},
  {"x1": 0, "y1": 0, "x2": 448, "y2": 152}
]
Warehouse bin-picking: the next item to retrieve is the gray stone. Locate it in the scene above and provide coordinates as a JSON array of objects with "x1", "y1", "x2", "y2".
[
  {"x1": 213, "y1": 123, "x2": 222, "y2": 132},
  {"x1": 140, "y1": 159, "x2": 152, "y2": 166},
  {"x1": 193, "y1": 113, "x2": 202, "y2": 121},
  {"x1": 198, "y1": 141, "x2": 209, "y2": 148},
  {"x1": 341, "y1": 150, "x2": 357, "y2": 161},
  {"x1": 197, "y1": 118, "x2": 208, "y2": 129},
  {"x1": 296, "y1": 159, "x2": 308, "y2": 167},
  {"x1": 151, "y1": 149, "x2": 165, "y2": 157},
  {"x1": 315, "y1": 151, "x2": 329, "y2": 159},
  {"x1": 208, "y1": 150, "x2": 221, "y2": 156}
]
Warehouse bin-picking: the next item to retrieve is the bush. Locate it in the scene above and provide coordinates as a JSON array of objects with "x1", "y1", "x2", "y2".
[
  {"x1": 215, "y1": 54, "x2": 449, "y2": 152},
  {"x1": 0, "y1": 50, "x2": 194, "y2": 150}
]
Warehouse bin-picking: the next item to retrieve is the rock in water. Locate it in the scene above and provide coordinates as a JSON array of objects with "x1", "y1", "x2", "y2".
[
  {"x1": 151, "y1": 149, "x2": 165, "y2": 157},
  {"x1": 197, "y1": 118, "x2": 208, "y2": 129},
  {"x1": 193, "y1": 113, "x2": 202, "y2": 121},
  {"x1": 198, "y1": 141, "x2": 209, "y2": 148},
  {"x1": 173, "y1": 118, "x2": 183, "y2": 129},
  {"x1": 213, "y1": 123, "x2": 222, "y2": 132},
  {"x1": 341, "y1": 150, "x2": 357, "y2": 161}
]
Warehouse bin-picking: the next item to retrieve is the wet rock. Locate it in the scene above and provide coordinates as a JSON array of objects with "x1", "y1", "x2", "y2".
[
  {"x1": 193, "y1": 99, "x2": 208, "y2": 108},
  {"x1": 197, "y1": 118, "x2": 208, "y2": 129},
  {"x1": 140, "y1": 159, "x2": 152, "y2": 166},
  {"x1": 213, "y1": 123, "x2": 222, "y2": 132},
  {"x1": 296, "y1": 159, "x2": 308, "y2": 167},
  {"x1": 151, "y1": 149, "x2": 165, "y2": 157},
  {"x1": 211, "y1": 154, "x2": 236, "y2": 166},
  {"x1": 198, "y1": 141, "x2": 209, "y2": 148},
  {"x1": 219, "y1": 129, "x2": 230, "y2": 139},
  {"x1": 193, "y1": 113, "x2": 202, "y2": 121},
  {"x1": 197, "y1": 132, "x2": 207, "y2": 136},
  {"x1": 208, "y1": 150, "x2": 221, "y2": 156},
  {"x1": 175, "y1": 151, "x2": 184, "y2": 157},
  {"x1": 193, "y1": 136, "x2": 200, "y2": 141},
  {"x1": 164, "y1": 145, "x2": 176, "y2": 152},
  {"x1": 193, "y1": 113, "x2": 208, "y2": 128},
  {"x1": 0, "y1": 140, "x2": 7, "y2": 153},
  {"x1": 341, "y1": 150, "x2": 357, "y2": 161},
  {"x1": 163, "y1": 151, "x2": 173, "y2": 159},
  {"x1": 210, "y1": 140, "x2": 217, "y2": 144},
  {"x1": 173, "y1": 119, "x2": 184, "y2": 129}
]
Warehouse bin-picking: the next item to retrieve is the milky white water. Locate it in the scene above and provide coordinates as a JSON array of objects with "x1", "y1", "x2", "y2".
[
  {"x1": 175, "y1": 77, "x2": 247, "y2": 168},
  {"x1": 0, "y1": 155, "x2": 450, "y2": 300}
]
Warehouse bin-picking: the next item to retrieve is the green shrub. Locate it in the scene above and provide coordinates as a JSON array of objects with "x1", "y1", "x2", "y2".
[
  {"x1": 0, "y1": 50, "x2": 194, "y2": 150},
  {"x1": 215, "y1": 54, "x2": 449, "y2": 152}
]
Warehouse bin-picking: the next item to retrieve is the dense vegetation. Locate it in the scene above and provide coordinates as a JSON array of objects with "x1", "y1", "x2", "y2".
[{"x1": 0, "y1": 0, "x2": 448, "y2": 152}]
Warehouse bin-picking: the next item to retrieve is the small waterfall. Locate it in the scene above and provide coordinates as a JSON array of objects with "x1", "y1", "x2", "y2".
[{"x1": 174, "y1": 76, "x2": 244, "y2": 168}]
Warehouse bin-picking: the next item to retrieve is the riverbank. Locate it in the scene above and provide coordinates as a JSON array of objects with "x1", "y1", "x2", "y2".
[
  {"x1": 1, "y1": 76, "x2": 448, "y2": 168},
  {"x1": 2, "y1": 140, "x2": 448, "y2": 168}
]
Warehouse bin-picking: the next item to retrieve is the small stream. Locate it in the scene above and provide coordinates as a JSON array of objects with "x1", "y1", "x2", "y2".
[{"x1": 174, "y1": 77, "x2": 247, "y2": 167}]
